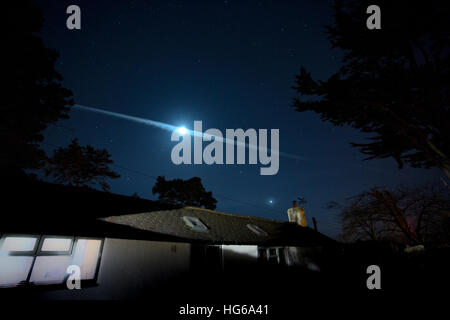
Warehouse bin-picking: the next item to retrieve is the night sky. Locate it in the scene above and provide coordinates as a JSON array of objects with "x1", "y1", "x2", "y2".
[{"x1": 36, "y1": 0, "x2": 441, "y2": 238}]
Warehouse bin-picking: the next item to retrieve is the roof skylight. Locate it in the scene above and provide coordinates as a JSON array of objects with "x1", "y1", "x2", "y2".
[
  {"x1": 182, "y1": 216, "x2": 208, "y2": 232},
  {"x1": 246, "y1": 224, "x2": 268, "y2": 236}
]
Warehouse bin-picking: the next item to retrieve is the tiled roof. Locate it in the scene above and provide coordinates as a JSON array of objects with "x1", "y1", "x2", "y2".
[
  {"x1": 3, "y1": 179, "x2": 335, "y2": 246},
  {"x1": 102, "y1": 207, "x2": 335, "y2": 246}
]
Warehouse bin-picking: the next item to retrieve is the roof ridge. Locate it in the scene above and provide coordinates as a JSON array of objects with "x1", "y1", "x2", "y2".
[
  {"x1": 101, "y1": 206, "x2": 289, "y2": 225},
  {"x1": 182, "y1": 206, "x2": 286, "y2": 224}
]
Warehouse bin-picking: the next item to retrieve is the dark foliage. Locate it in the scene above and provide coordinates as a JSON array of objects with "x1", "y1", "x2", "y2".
[
  {"x1": 152, "y1": 176, "x2": 217, "y2": 210},
  {"x1": 45, "y1": 139, "x2": 120, "y2": 191},
  {"x1": 1, "y1": 1, "x2": 74, "y2": 177},
  {"x1": 292, "y1": 0, "x2": 450, "y2": 176}
]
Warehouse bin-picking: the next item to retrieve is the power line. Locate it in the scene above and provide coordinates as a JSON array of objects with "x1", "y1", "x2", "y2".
[
  {"x1": 112, "y1": 161, "x2": 288, "y2": 216},
  {"x1": 112, "y1": 164, "x2": 159, "y2": 180},
  {"x1": 104, "y1": 164, "x2": 343, "y2": 230},
  {"x1": 42, "y1": 141, "x2": 288, "y2": 215},
  {"x1": 41, "y1": 140, "x2": 343, "y2": 230}
]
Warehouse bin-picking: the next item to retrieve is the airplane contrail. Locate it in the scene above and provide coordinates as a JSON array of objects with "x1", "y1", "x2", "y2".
[
  {"x1": 73, "y1": 104, "x2": 309, "y2": 161},
  {"x1": 74, "y1": 104, "x2": 178, "y2": 132},
  {"x1": 73, "y1": 104, "x2": 406, "y2": 172}
]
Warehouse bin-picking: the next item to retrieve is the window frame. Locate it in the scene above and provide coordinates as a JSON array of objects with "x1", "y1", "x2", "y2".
[
  {"x1": 0, "y1": 234, "x2": 40, "y2": 256},
  {"x1": 71, "y1": 236, "x2": 105, "y2": 283},
  {"x1": 182, "y1": 216, "x2": 209, "y2": 232},
  {"x1": 0, "y1": 234, "x2": 104, "y2": 289},
  {"x1": 246, "y1": 224, "x2": 268, "y2": 236},
  {"x1": 37, "y1": 235, "x2": 74, "y2": 256},
  {"x1": 258, "y1": 246, "x2": 284, "y2": 264}
]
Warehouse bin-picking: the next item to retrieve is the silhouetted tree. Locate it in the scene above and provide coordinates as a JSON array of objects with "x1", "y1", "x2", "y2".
[
  {"x1": 2, "y1": 1, "x2": 73, "y2": 177},
  {"x1": 335, "y1": 184, "x2": 450, "y2": 245},
  {"x1": 45, "y1": 139, "x2": 120, "y2": 191},
  {"x1": 152, "y1": 176, "x2": 217, "y2": 210},
  {"x1": 292, "y1": 0, "x2": 450, "y2": 177}
]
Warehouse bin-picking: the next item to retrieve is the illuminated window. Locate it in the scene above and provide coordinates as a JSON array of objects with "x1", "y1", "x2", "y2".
[
  {"x1": 30, "y1": 256, "x2": 71, "y2": 285},
  {"x1": 71, "y1": 239, "x2": 102, "y2": 280},
  {"x1": 0, "y1": 236, "x2": 37, "y2": 253},
  {"x1": 246, "y1": 224, "x2": 268, "y2": 236},
  {"x1": 0, "y1": 256, "x2": 34, "y2": 287},
  {"x1": 0, "y1": 235, "x2": 103, "y2": 288},
  {"x1": 40, "y1": 237, "x2": 73, "y2": 253},
  {"x1": 0, "y1": 235, "x2": 38, "y2": 287},
  {"x1": 182, "y1": 216, "x2": 208, "y2": 232}
]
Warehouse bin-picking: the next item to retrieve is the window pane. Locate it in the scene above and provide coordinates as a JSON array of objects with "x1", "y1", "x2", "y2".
[
  {"x1": 29, "y1": 256, "x2": 71, "y2": 285},
  {"x1": 41, "y1": 238, "x2": 72, "y2": 252},
  {"x1": 72, "y1": 239, "x2": 102, "y2": 280},
  {"x1": 247, "y1": 224, "x2": 268, "y2": 236},
  {"x1": 0, "y1": 256, "x2": 34, "y2": 287},
  {"x1": 182, "y1": 216, "x2": 208, "y2": 232},
  {"x1": 0, "y1": 237, "x2": 36, "y2": 252}
]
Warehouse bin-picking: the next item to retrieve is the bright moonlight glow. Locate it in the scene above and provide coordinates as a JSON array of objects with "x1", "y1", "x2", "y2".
[{"x1": 177, "y1": 126, "x2": 188, "y2": 135}]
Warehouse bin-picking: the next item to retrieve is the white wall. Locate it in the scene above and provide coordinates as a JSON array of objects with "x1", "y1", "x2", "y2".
[
  {"x1": 221, "y1": 245, "x2": 258, "y2": 271},
  {"x1": 42, "y1": 238, "x2": 191, "y2": 300},
  {"x1": 284, "y1": 246, "x2": 323, "y2": 271}
]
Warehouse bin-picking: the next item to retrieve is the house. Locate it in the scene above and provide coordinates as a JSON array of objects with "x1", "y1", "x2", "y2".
[{"x1": 0, "y1": 179, "x2": 335, "y2": 300}]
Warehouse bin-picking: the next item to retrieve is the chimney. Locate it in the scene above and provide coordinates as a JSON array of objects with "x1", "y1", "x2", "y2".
[{"x1": 287, "y1": 201, "x2": 307, "y2": 227}]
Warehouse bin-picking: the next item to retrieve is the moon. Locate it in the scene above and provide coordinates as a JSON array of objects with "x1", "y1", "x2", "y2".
[{"x1": 177, "y1": 126, "x2": 188, "y2": 135}]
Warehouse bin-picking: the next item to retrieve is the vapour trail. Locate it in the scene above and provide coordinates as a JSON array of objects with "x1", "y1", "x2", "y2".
[
  {"x1": 73, "y1": 104, "x2": 308, "y2": 161},
  {"x1": 74, "y1": 104, "x2": 179, "y2": 132},
  {"x1": 73, "y1": 105, "x2": 404, "y2": 172}
]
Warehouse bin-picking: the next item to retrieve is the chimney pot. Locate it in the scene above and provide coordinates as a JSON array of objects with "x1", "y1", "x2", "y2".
[{"x1": 287, "y1": 203, "x2": 307, "y2": 227}]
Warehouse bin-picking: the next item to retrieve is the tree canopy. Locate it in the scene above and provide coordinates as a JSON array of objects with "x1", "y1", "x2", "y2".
[
  {"x1": 335, "y1": 184, "x2": 450, "y2": 245},
  {"x1": 45, "y1": 139, "x2": 120, "y2": 191},
  {"x1": 292, "y1": 0, "x2": 450, "y2": 176},
  {"x1": 2, "y1": 1, "x2": 74, "y2": 177},
  {"x1": 152, "y1": 176, "x2": 217, "y2": 210}
]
